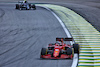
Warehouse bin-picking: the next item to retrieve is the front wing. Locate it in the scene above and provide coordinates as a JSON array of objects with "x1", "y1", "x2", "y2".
[{"x1": 40, "y1": 54, "x2": 73, "y2": 59}]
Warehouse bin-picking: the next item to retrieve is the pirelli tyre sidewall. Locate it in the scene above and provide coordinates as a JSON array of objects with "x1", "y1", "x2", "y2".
[
  {"x1": 16, "y1": 4, "x2": 19, "y2": 9},
  {"x1": 32, "y1": 5, "x2": 36, "y2": 10},
  {"x1": 73, "y1": 44, "x2": 79, "y2": 54},
  {"x1": 66, "y1": 48, "x2": 72, "y2": 55},
  {"x1": 41, "y1": 48, "x2": 47, "y2": 55}
]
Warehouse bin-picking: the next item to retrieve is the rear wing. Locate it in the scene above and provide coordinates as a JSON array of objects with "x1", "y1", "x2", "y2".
[{"x1": 56, "y1": 38, "x2": 73, "y2": 41}]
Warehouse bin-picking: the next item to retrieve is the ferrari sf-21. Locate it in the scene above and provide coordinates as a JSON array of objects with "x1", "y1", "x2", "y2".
[{"x1": 40, "y1": 38, "x2": 79, "y2": 59}]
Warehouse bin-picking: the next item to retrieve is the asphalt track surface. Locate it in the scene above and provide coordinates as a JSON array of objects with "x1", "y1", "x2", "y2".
[{"x1": 0, "y1": 4, "x2": 73, "y2": 67}]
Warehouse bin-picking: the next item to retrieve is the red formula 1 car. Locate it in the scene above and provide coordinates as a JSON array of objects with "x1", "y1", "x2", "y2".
[{"x1": 40, "y1": 38, "x2": 79, "y2": 59}]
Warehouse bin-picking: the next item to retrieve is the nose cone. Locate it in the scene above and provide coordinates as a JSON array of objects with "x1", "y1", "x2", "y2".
[
  {"x1": 54, "y1": 51, "x2": 58, "y2": 57},
  {"x1": 53, "y1": 49, "x2": 60, "y2": 57}
]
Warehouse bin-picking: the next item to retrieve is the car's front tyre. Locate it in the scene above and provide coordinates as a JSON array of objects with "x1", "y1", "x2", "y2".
[
  {"x1": 41, "y1": 48, "x2": 47, "y2": 55},
  {"x1": 16, "y1": 4, "x2": 19, "y2": 9}
]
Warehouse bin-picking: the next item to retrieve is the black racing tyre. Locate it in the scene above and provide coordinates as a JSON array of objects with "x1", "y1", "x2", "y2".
[
  {"x1": 73, "y1": 44, "x2": 79, "y2": 54},
  {"x1": 66, "y1": 48, "x2": 72, "y2": 55},
  {"x1": 32, "y1": 5, "x2": 36, "y2": 10},
  {"x1": 16, "y1": 4, "x2": 19, "y2": 9},
  {"x1": 41, "y1": 48, "x2": 47, "y2": 55},
  {"x1": 34, "y1": 7, "x2": 36, "y2": 10}
]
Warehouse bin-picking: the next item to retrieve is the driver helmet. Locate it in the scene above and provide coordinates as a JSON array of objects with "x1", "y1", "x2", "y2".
[{"x1": 25, "y1": 1, "x2": 27, "y2": 3}]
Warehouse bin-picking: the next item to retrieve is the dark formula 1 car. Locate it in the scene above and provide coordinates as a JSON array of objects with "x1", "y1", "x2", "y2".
[
  {"x1": 15, "y1": 1, "x2": 36, "y2": 10},
  {"x1": 40, "y1": 38, "x2": 79, "y2": 59}
]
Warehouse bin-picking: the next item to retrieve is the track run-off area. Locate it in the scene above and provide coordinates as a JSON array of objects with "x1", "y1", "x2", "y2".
[{"x1": 37, "y1": 4, "x2": 100, "y2": 67}]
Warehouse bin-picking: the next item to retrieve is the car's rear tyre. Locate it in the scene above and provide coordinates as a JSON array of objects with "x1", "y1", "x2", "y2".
[
  {"x1": 16, "y1": 4, "x2": 19, "y2": 9},
  {"x1": 41, "y1": 48, "x2": 47, "y2": 55},
  {"x1": 34, "y1": 7, "x2": 36, "y2": 10},
  {"x1": 66, "y1": 48, "x2": 72, "y2": 55},
  {"x1": 73, "y1": 44, "x2": 79, "y2": 54},
  {"x1": 32, "y1": 5, "x2": 36, "y2": 10}
]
